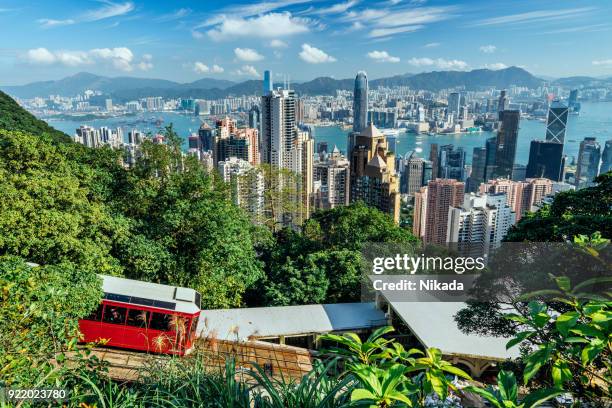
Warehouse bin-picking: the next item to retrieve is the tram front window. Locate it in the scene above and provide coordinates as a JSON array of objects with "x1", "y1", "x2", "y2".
[{"x1": 127, "y1": 309, "x2": 149, "y2": 328}]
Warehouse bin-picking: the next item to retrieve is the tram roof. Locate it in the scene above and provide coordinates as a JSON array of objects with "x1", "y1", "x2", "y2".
[{"x1": 100, "y1": 275, "x2": 200, "y2": 315}]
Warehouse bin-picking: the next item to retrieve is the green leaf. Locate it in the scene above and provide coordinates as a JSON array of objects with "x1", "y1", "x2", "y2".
[
  {"x1": 497, "y1": 370, "x2": 518, "y2": 402},
  {"x1": 570, "y1": 324, "x2": 605, "y2": 340},
  {"x1": 463, "y1": 386, "x2": 503, "y2": 408},
  {"x1": 555, "y1": 311, "x2": 579, "y2": 336},
  {"x1": 581, "y1": 344, "x2": 604, "y2": 365},
  {"x1": 351, "y1": 388, "x2": 378, "y2": 402},
  {"x1": 554, "y1": 276, "x2": 571, "y2": 292},
  {"x1": 551, "y1": 360, "x2": 572, "y2": 388},
  {"x1": 506, "y1": 331, "x2": 535, "y2": 350},
  {"x1": 440, "y1": 365, "x2": 472, "y2": 380},
  {"x1": 521, "y1": 388, "x2": 565, "y2": 408},
  {"x1": 523, "y1": 347, "x2": 550, "y2": 384},
  {"x1": 572, "y1": 276, "x2": 612, "y2": 292}
]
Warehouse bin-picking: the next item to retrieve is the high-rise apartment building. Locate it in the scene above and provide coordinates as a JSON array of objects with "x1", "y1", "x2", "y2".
[
  {"x1": 495, "y1": 110, "x2": 520, "y2": 179},
  {"x1": 575, "y1": 137, "x2": 601, "y2": 188},
  {"x1": 218, "y1": 157, "x2": 265, "y2": 221},
  {"x1": 349, "y1": 124, "x2": 400, "y2": 223},
  {"x1": 447, "y1": 193, "x2": 516, "y2": 255},
  {"x1": 429, "y1": 144, "x2": 439, "y2": 179},
  {"x1": 313, "y1": 147, "x2": 350, "y2": 210},
  {"x1": 479, "y1": 178, "x2": 553, "y2": 220},
  {"x1": 260, "y1": 85, "x2": 314, "y2": 223},
  {"x1": 352, "y1": 71, "x2": 368, "y2": 133},
  {"x1": 421, "y1": 179, "x2": 465, "y2": 245},
  {"x1": 402, "y1": 153, "x2": 426, "y2": 195},
  {"x1": 413, "y1": 187, "x2": 428, "y2": 239}
]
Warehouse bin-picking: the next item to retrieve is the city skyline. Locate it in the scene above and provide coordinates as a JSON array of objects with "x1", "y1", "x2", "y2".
[{"x1": 1, "y1": 0, "x2": 612, "y2": 86}]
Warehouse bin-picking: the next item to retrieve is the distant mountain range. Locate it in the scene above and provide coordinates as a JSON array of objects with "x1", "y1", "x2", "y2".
[{"x1": 3, "y1": 67, "x2": 610, "y2": 102}]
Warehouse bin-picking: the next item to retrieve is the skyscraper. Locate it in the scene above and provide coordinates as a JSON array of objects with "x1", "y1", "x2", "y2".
[
  {"x1": 263, "y1": 70, "x2": 273, "y2": 95},
  {"x1": 422, "y1": 179, "x2": 465, "y2": 245},
  {"x1": 439, "y1": 145, "x2": 466, "y2": 180},
  {"x1": 575, "y1": 137, "x2": 601, "y2": 187},
  {"x1": 497, "y1": 90, "x2": 509, "y2": 119},
  {"x1": 447, "y1": 92, "x2": 461, "y2": 117},
  {"x1": 248, "y1": 105, "x2": 260, "y2": 129},
  {"x1": 484, "y1": 136, "x2": 497, "y2": 180},
  {"x1": 403, "y1": 153, "x2": 426, "y2": 195},
  {"x1": 526, "y1": 140, "x2": 564, "y2": 181},
  {"x1": 495, "y1": 110, "x2": 520, "y2": 179},
  {"x1": 349, "y1": 124, "x2": 400, "y2": 223},
  {"x1": 467, "y1": 146, "x2": 487, "y2": 192},
  {"x1": 429, "y1": 144, "x2": 439, "y2": 179},
  {"x1": 352, "y1": 71, "x2": 368, "y2": 133},
  {"x1": 601, "y1": 140, "x2": 612, "y2": 174},
  {"x1": 545, "y1": 100, "x2": 569, "y2": 144}
]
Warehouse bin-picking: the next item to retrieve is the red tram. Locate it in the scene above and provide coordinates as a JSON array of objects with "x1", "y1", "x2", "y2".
[{"x1": 79, "y1": 275, "x2": 201, "y2": 355}]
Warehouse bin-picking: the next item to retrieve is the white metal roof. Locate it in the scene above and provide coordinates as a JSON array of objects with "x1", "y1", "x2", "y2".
[
  {"x1": 387, "y1": 300, "x2": 520, "y2": 361},
  {"x1": 100, "y1": 275, "x2": 200, "y2": 314},
  {"x1": 197, "y1": 302, "x2": 386, "y2": 341}
]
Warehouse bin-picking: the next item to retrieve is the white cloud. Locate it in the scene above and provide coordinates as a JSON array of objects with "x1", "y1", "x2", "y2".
[
  {"x1": 312, "y1": 0, "x2": 359, "y2": 15},
  {"x1": 211, "y1": 64, "x2": 224, "y2": 73},
  {"x1": 82, "y1": 1, "x2": 134, "y2": 22},
  {"x1": 367, "y1": 50, "x2": 400, "y2": 63},
  {"x1": 479, "y1": 45, "x2": 496, "y2": 54},
  {"x1": 38, "y1": 18, "x2": 75, "y2": 28},
  {"x1": 235, "y1": 65, "x2": 260, "y2": 76},
  {"x1": 299, "y1": 43, "x2": 336, "y2": 64},
  {"x1": 270, "y1": 39, "x2": 288, "y2": 48},
  {"x1": 207, "y1": 12, "x2": 310, "y2": 41},
  {"x1": 193, "y1": 61, "x2": 224, "y2": 74},
  {"x1": 234, "y1": 47, "x2": 264, "y2": 62},
  {"x1": 369, "y1": 25, "x2": 424, "y2": 38},
  {"x1": 424, "y1": 42, "x2": 440, "y2": 48},
  {"x1": 471, "y1": 7, "x2": 594, "y2": 27},
  {"x1": 193, "y1": 62, "x2": 210, "y2": 73},
  {"x1": 24, "y1": 48, "x2": 57, "y2": 64},
  {"x1": 38, "y1": 1, "x2": 134, "y2": 28},
  {"x1": 592, "y1": 59, "x2": 612, "y2": 66},
  {"x1": 137, "y1": 54, "x2": 153, "y2": 71},
  {"x1": 484, "y1": 62, "x2": 507, "y2": 70},
  {"x1": 157, "y1": 8, "x2": 191, "y2": 22},
  {"x1": 408, "y1": 57, "x2": 468, "y2": 70},
  {"x1": 23, "y1": 47, "x2": 138, "y2": 71}
]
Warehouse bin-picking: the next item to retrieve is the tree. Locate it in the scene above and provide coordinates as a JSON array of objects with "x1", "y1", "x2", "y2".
[
  {"x1": 505, "y1": 172, "x2": 612, "y2": 242},
  {"x1": 0, "y1": 256, "x2": 102, "y2": 387},
  {"x1": 0, "y1": 130, "x2": 127, "y2": 275}
]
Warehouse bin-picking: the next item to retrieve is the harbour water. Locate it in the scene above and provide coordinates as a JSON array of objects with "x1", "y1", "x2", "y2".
[{"x1": 45, "y1": 102, "x2": 612, "y2": 165}]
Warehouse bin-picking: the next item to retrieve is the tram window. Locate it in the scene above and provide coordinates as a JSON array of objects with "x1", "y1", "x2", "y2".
[
  {"x1": 149, "y1": 312, "x2": 170, "y2": 331},
  {"x1": 103, "y1": 306, "x2": 127, "y2": 325},
  {"x1": 84, "y1": 304, "x2": 103, "y2": 321},
  {"x1": 127, "y1": 309, "x2": 149, "y2": 328}
]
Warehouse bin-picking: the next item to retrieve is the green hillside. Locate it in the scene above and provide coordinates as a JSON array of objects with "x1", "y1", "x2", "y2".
[{"x1": 0, "y1": 90, "x2": 72, "y2": 143}]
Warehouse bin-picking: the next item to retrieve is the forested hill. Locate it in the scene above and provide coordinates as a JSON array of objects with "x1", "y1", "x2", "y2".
[{"x1": 0, "y1": 90, "x2": 71, "y2": 143}]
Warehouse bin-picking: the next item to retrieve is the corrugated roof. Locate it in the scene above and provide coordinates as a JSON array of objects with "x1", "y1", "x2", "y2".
[
  {"x1": 101, "y1": 275, "x2": 200, "y2": 314},
  {"x1": 197, "y1": 302, "x2": 386, "y2": 341}
]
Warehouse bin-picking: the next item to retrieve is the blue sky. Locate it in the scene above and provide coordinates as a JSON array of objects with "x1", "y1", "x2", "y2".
[{"x1": 1, "y1": 0, "x2": 611, "y2": 85}]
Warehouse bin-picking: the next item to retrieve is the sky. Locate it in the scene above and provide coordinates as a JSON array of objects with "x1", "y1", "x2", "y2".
[{"x1": 1, "y1": 0, "x2": 611, "y2": 85}]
